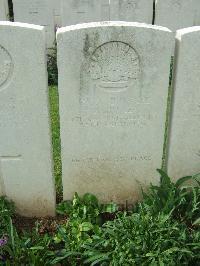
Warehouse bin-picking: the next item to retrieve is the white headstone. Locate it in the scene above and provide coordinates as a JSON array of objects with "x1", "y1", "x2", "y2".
[
  {"x1": 110, "y1": 0, "x2": 153, "y2": 24},
  {"x1": 53, "y1": 0, "x2": 61, "y2": 28},
  {"x1": 168, "y1": 27, "x2": 200, "y2": 180},
  {"x1": 57, "y1": 22, "x2": 173, "y2": 204},
  {"x1": 0, "y1": 0, "x2": 9, "y2": 21},
  {"x1": 0, "y1": 22, "x2": 55, "y2": 217},
  {"x1": 61, "y1": 0, "x2": 110, "y2": 26},
  {"x1": 194, "y1": 0, "x2": 200, "y2": 25},
  {"x1": 13, "y1": 0, "x2": 55, "y2": 48},
  {"x1": 155, "y1": 0, "x2": 195, "y2": 32}
]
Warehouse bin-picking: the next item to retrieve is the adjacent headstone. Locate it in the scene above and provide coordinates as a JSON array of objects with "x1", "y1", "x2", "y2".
[
  {"x1": 110, "y1": 0, "x2": 153, "y2": 24},
  {"x1": 0, "y1": 22, "x2": 55, "y2": 216},
  {"x1": 0, "y1": 0, "x2": 9, "y2": 21},
  {"x1": 155, "y1": 0, "x2": 195, "y2": 32},
  {"x1": 13, "y1": 0, "x2": 55, "y2": 48},
  {"x1": 57, "y1": 22, "x2": 173, "y2": 204},
  {"x1": 53, "y1": 0, "x2": 61, "y2": 28},
  {"x1": 194, "y1": 0, "x2": 200, "y2": 26},
  {"x1": 61, "y1": 0, "x2": 110, "y2": 26},
  {"x1": 168, "y1": 27, "x2": 200, "y2": 180}
]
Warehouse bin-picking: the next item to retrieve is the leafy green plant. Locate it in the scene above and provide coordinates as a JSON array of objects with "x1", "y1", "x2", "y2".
[
  {"x1": 0, "y1": 197, "x2": 14, "y2": 234},
  {"x1": 53, "y1": 193, "x2": 118, "y2": 264},
  {"x1": 1, "y1": 218, "x2": 55, "y2": 265},
  {"x1": 0, "y1": 171, "x2": 199, "y2": 265},
  {"x1": 53, "y1": 173, "x2": 200, "y2": 265},
  {"x1": 82, "y1": 210, "x2": 200, "y2": 265},
  {"x1": 57, "y1": 192, "x2": 118, "y2": 224},
  {"x1": 138, "y1": 169, "x2": 200, "y2": 227}
]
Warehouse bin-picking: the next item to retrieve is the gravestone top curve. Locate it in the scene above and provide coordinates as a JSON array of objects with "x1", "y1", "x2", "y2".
[{"x1": 57, "y1": 21, "x2": 172, "y2": 34}]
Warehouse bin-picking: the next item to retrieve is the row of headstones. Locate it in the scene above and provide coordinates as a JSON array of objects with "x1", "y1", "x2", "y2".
[
  {"x1": 0, "y1": 21, "x2": 199, "y2": 217},
  {"x1": 1, "y1": 0, "x2": 200, "y2": 49}
]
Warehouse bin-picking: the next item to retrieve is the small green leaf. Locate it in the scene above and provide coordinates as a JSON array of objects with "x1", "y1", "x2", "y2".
[
  {"x1": 50, "y1": 251, "x2": 81, "y2": 264},
  {"x1": 83, "y1": 193, "x2": 99, "y2": 206},
  {"x1": 157, "y1": 169, "x2": 171, "y2": 185},
  {"x1": 30, "y1": 246, "x2": 45, "y2": 250},
  {"x1": 175, "y1": 175, "x2": 193, "y2": 188},
  {"x1": 79, "y1": 222, "x2": 93, "y2": 232},
  {"x1": 193, "y1": 217, "x2": 200, "y2": 226},
  {"x1": 56, "y1": 200, "x2": 72, "y2": 215},
  {"x1": 102, "y1": 203, "x2": 118, "y2": 213},
  {"x1": 84, "y1": 253, "x2": 110, "y2": 265}
]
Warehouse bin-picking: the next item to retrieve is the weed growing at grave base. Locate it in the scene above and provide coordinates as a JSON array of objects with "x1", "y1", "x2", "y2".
[
  {"x1": 138, "y1": 169, "x2": 200, "y2": 227},
  {"x1": 0, "y1": 197, "x2": 14, "y2": 236},
  {"x1": 0, "y1": 170, "x2": 199, "y2": 265}
]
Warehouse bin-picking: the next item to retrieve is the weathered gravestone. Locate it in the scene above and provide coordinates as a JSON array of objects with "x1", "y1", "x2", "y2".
[
  {"x1": 57, "y1": 22, "x2": 173, "y2": 204},
  {"x1": 0, "y1": 22, "x2": 55, "y2": 216},
  {"x1": 168, "y1": 27, "x2": 200, "y2": 180},
  {"x1": 13, "y1": 0, "x2": 55, "y2": 48},
  {"x1": 53, "y1": 0, "x2": 61, "y2": 28},
  {"x1": 194, "y1": 0, "x2": 200, "y2": 26},
  {"x1": 61, "y1": 0, "x2": 110, "y2": 26},
  {"x1": 0, "y1": 0, "x2": 9, "y2": 21},
  {"x1": 110, "y1": 0, "x2": 153, "y2": 24},
  {"x1": 155, "y1": 0, "x2": 195, "y2": 32}
]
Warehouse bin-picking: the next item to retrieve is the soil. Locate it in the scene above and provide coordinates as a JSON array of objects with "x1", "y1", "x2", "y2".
[
  {"x1": 12, "y1": 212, "x2": 119, "y2": 236},
  {"x1": 13, "y1": 215, "x2": 67, "y2": 235}
]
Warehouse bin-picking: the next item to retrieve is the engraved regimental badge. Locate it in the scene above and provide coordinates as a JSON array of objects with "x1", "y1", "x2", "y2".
[
  {"x1": 87, "y1": 41, "x2": 140, "y2": 93},
  {"x1": 0, "y1": 45, "x2": 13, "y2": 89}
]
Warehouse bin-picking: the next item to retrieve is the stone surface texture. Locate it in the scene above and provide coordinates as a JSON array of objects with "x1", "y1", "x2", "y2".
[
  {"x1": 61, "y1": 0, "x2": 110, "y2": 26},
  {"x1": 13, "y1": 0, "x2": 55, "y2": 48},
  {"x1": 168, "y1": 27, "x2": 200, "y2": 180},
  {"x1": 155, "y1": 0, "x2": 195, "y2": 32},
  {"x1": 57, "y1": 21, "x2": 173, "y2": 204},
  {"x1": 0, "y1": 0, "x2": 9, "y2": 21},
  {"x1": 110, "y1": 0, "x2": 153, "y2": 24},
  {"x1": 0, "y1": 22, "x2": 55, "y2": 217},
  {"x1": 53, "y1": 0, "x2": 61, "y2": 28},
  {"x1": 194, "y1": 0, "x2": 200, "y2": 25}
]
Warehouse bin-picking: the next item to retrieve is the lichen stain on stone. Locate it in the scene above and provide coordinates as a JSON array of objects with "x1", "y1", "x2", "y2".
[
  {"x1": 83, "y1": 33, "x2": 90, "y2": 57},
  {"x1": 81, "y1": 31, "x2": 100, "y2": 92},
  {"x1": 83, "y1": 31, "x2": 100, "y2": 58}
]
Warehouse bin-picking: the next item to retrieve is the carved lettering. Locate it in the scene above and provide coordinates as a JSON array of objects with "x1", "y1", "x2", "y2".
[
  {"x1": 119, "y1": 0, "x2": 138, "y2": 12},
  {"x1": 72, "y1": 155, "x2": 152, "y2": 163}
]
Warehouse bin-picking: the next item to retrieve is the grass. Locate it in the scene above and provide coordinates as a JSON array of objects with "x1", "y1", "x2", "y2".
[{"x1": 49, "y1": 85, "x2": 62, "y2": 197}]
